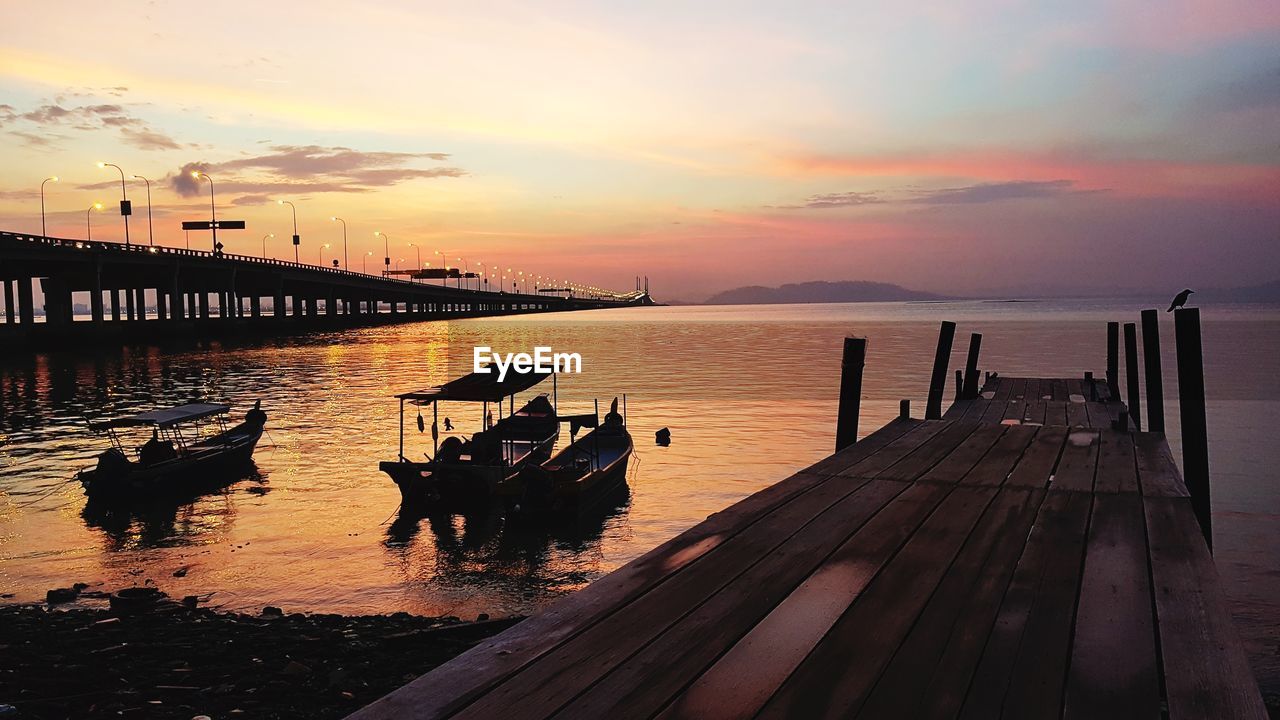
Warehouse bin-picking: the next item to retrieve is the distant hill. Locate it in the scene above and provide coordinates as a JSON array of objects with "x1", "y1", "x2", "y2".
[
  {"x1": 705, "y1": 280, "x2": 946, "y2": 305},
  {"x1": 1198, "y1": 279, "x2": 1280, "y2": 304}
]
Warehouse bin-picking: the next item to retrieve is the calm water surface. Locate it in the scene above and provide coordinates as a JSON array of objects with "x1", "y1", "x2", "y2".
[{"x1": 2, "y1": 300, "x2": 1278, "y2": 692}]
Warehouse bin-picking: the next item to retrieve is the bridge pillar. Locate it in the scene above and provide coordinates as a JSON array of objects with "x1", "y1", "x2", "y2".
[
  {"x1": 110, "y1": 289, "x2": 121, "y2": 321},
  {"x1": 250, "y1": 295, "x2": 261, "y2": 318},
  {"x1": 90, "y1": 267, "x2": 104, "y2": 325},
  {"x1": 155, "y1": 287, "x2": 167, "y2": 321},
  {"x1": 17, "y1": 278, "x2": 35, "y2": 325},
  {"x1": 304, "y1": 297, "x2": 316, "y2": 317},
  {"x1": 199, "y1": 292, "x2": 210, "y2": 320},
  {"x1": 136, "y1": 288, "x2": 147, "y2": 321},
  {"x1": 3, "y1": 280, "x2": 13, "y2": 324},
  {"x1": 39, "y1": 277, "x2": 73, "y2": 325},
  {"x1": 125, "y1": 284, "x2": 136, "y2": 321},
  {"x1": 169, "y1": 269, "x2": 183, "y2": 322},
  {"x1": 291, "y1": 295, "x2": 303, "y2": 318},
  {"x1": 274, "y1": 284, "x2": 286, "y2": 319}
]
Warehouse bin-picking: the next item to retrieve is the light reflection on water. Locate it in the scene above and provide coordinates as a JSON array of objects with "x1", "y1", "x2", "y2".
[{"x1": 0, "y1": 300, "x2": 1277, "y2": 693}]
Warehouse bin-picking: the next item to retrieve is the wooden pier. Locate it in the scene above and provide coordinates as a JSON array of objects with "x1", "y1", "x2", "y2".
[{"x1": 350, "y1": 314, "x2": 1266, "y2": 719}]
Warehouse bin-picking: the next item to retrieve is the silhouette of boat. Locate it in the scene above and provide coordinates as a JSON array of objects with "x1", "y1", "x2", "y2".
[
  {"x1": 78, "y1": 402, "x2": 267, "y2": 501},
  {"x1": 502, "y1": 397, "x2": 633, "y2": 516},
  {"x1": 381, "y1": 367, "x2": 560, "y2": 512}
]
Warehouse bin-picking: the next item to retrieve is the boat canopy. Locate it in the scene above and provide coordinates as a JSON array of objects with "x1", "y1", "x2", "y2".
[
  {"x1": 91, "y1": 403, "x2": 231, "y2": 430},
  {"x1": 396, "y1": 366, "x2": 551, "y2": 403}
]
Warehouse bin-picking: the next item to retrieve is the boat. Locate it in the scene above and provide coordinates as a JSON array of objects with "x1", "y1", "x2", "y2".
[
  {"x1": 502, "y1": 397, "x2": 634, "y2": 516},
  {"x1": 380, "y1": 367, "x2": 560, "y2": 511},
  {"x1": 78, "y1": 401, "x2": 267, "y2": 501}
]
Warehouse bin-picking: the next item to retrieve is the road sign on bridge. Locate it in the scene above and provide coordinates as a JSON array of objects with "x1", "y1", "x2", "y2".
[{"x1": 181, "y1": 220, "x2": 246, "y2": 230}]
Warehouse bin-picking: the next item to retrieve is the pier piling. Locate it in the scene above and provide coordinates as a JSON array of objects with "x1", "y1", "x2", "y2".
[
  {"x1": 962, "y1": 332, "x2": 982, "y2": 399},
  {"x1": 1124, "y1": 322, "x2": 1142, "y2": 431},
  {"x1": 925, "y1": 320, "x2": 956, "y2": 420},
  {"x1": 1141, "y1": 309, "x2": 1165, "y2": 433},
  {"x1": 1106, "y1": 321, "x2": 1120, "y2": 399},
  {"x1": 834, "y1": 336, "x2": 866, "y2": 451},
  {"x1": 1175, "y1": 307, "x2": 1212, "y2": 550}
]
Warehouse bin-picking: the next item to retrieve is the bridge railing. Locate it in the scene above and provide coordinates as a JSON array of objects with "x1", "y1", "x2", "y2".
[{"x1": 0, "y1": 230, "x2": 637, "y2": 302}]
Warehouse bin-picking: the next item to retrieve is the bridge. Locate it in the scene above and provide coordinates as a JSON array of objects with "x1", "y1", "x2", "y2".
[{"x1": 0, "y1": 230, "x2": 653, "y2": 349}]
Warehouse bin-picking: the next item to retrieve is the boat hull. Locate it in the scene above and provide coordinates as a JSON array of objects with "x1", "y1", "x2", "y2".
[
  {"x1": 382, "y1": 432, "x2": 557, "y2": 512},
  {"x1": 79, "y1": 420, "x2": 264, "y2": 502}
]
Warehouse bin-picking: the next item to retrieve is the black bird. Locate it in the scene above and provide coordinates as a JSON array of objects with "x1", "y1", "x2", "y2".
[{"x1": 1167, "y1": 288, "x2": 1194, "y2": 312}]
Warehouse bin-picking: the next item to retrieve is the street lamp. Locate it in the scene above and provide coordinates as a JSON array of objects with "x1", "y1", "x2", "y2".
[
  {"x1": 364, "y1": 250, "x2": 373, "y2": 274},
  {"x1": 455, "y1": 257, "x2": 469, "y2": 290},
  {"x1": 86, "y1": 202, "x2": 103, "y2": 241},
  {"x1": 374, "y1": 231, "x2": 390, "y2": 275},
  {"x1": 320, "y1": 243, "x2": 331, "y2": 267},
  {"x1": 40, "y1": 176, "x2": 58, "y2": 237},
  {"x1": 477, "y1": 261, "x2": 487, "y2": 292},
  {"x1": 262, "y1": 233, "x2": 274, "y2": 258},
  {"x1": 278, "y1": 200, "x2": 299, "y2": 262},
  {"x1": 97, "y1": 162, "x2": 131, "y2": 246},
  {"x1": 191, "y1": 170, "x2": 217, "y2": 253},
  {"x1": 396, "y1": 257, "x2": 404, "y2": 272},
  {"x1": 408, "y1": 243, "x2": 422, "y2": 282},
  {"x1": 330, "y1": 216, "x2": 347, "y2": 269},
  {"x1": 132, "y1": 175, "x2": 154, "y2": 246}
]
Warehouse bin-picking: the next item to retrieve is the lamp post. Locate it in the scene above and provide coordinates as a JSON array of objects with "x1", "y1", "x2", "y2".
[
  {"x1": 97, "y1": 162, "x2": 131, "y2": 246},
  {"x1": 278, "y1": 200, "x2": 299, "y2": 262},
  {"x1": 40, "y1": 176, "x2": 58, "y2": 237},
  {"x1": 86, "y1": 202, "x2": 103, "y2": 240},
  {"x1": 132, "y1": 175, "x2": 154, "y2": 246},
  {"x1": 262, "y1": 233, "x2": 274, "y2": 258},
  {"x1": 364, "y1": 251, "x2": 373, "y2": 274},
  {"x1": 320, "y1": 243, "x2": 331, "y2": 267},
  {"x1": 396, "y1": 257, "x2": 404, "y2": 272},
  {"x1": 408, "y1": 243, "x2": 421, "y2": 282},
  {"x1": 375, "y1": 231, "x2": 390, "y2": 275},
  {"x1": 330, "y1": 216, "x2": 347, "y2": 269},
  {"x1": 191, "y1": 170, "x2": 217, "y2": 252},
  {"x1": 477, "y1": 261, "x2": 487, "y2": 292},
  {"x1": 455, "y1": 257, "x2": 469, "y2": 290}
]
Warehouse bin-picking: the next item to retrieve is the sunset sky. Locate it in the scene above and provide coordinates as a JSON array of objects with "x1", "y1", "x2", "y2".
[{"x1": 1, "y1": 0, "x2": 1277, "y2": 300}]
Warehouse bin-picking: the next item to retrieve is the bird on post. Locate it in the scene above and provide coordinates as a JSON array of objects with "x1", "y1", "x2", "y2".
[{"x1": 1167, "y1": 288, "x2": 1194, "y2": 312}]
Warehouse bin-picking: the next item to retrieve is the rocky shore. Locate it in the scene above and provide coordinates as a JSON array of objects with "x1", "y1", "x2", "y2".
[{"x1": 0, "y1": 594, "x2": 520, "y2": 719}]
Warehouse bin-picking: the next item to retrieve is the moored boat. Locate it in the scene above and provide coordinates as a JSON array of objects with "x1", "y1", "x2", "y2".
[
  {"x1": 380, "y1": 367, "x2": 560, "y2": 512},
  {"x1": 78, "y1": 401, "x2": 267, "y2": 501},
  {"x1": 502, "y1": 397, "x2": 634, "y2": 516}
]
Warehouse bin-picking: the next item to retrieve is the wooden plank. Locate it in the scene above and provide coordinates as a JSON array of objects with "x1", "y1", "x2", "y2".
[
  {"x1": 352, "y1": 422, "x2": 918, "y2": 720},
  {"x1": 920, "y1": 424, "x2": 1007, "y2": 485},
  {"x1": 1145, "y1": 497, "x2": 1269, "y2": 719},
  {"x1": 448, "y1": 470, "x2": 885, "y2": 719},
  {"x1": 561, "y1": 478, "x2": 916, "y2": 720},
  {"x1": 875, "y1": 421, "x2": 981, "y2": 482},
  {"x1": 1004, "y1": 426, "x2": 1066, "y2": 489},
  {"x1": 1134, "y1": 432, "x2": 1190, "y2": 498},
  {"x1": 1023, "y1": 398, "x2": 1047, "y2": 425},
  {"x1": 958, "y1": 424, "x2": 1038, "y2": 488},
  {"x1": 1002, "y1": 397, "x2": 1027, "y2": 422},
  {"x1": 597, "y1": 480, "x2": 947, "y2": 720},
  {"x1": 1066, "y1": 398, "x2": 1090, "y2": 427},
  {"x1": 1050, "y1": 378, "x2": 1069, "y2": 400},
  {"x1": 1084, "y1": 401, "x2": 1117, "y2": 429},
  {"x1": 993, "y1": 376, "x2": 1019, "y2": 402},
  {"x1": 980, "y1": 396, "x2": 1011, "y2": 424},
  {"x1": 1064, "y1": 377, "x2": 1085, "y2": 397},
  {"x1": 753, "y1": 485, "x2": 1001, "y2": 720},
  {"x1": 1063, "y1": 494, "x2": 1160, "y2": 720},
  {"x1": 1094, "y1": 430, "x2": 1138, "y2": 494},
  {"x1": 837, "y1": 420, "x2": 953, "y2": 478},
  {"x1": 856, "y1": 487, "x2": 1046, "y2": 719},
  {"x1": 960, "y1": 398, "x2": 991, "y2": 420},
  {"x1": 801, "y1": 418, "x2": 922, "y2": 476},
  {"x1": 1025, "y1": 378, "x2": 1043, "y2": 402},
  {"x1": 1052, "y1": 429, "x2": 1100, "y2": 493},
  {"x1": 1044, "y1": 400, "x2": 1069, "y2": 425},
  {"x1": 959, "y1": 490, "x2": 1092, "y2": 720}
]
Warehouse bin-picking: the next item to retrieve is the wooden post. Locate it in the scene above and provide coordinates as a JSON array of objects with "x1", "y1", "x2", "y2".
[
  {"x1": 899, "y1": 399, "x2": 910, "y2": 419},
  {"x1": 1124, "y1": 322, "x2": 1142, "y2": 431},
  {"x1": 1085, "y1": 371, "x2": 1096, "y2": 401},
  {"x1": 835, "y1": 337, "x2": 866, "y2": 452},
  {"x1": 1175, "y1": 307, "x2": 1211, "y2": 550},
  {"x1": 954, "y1": 369, "x2": 963, "y2": 400},
  {"x1": 1140, "y1": 309, "x2": 1165, "y2": 433},
  {"x1": 962, "y1": 332, "x2": 982, "y2": 399},
  {"x1": 925, "y1": 321, "x2": 956, "y2": 420},
  {"x1": 1106, "y1": 321, "x2": 1119, "y2": 400}
]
